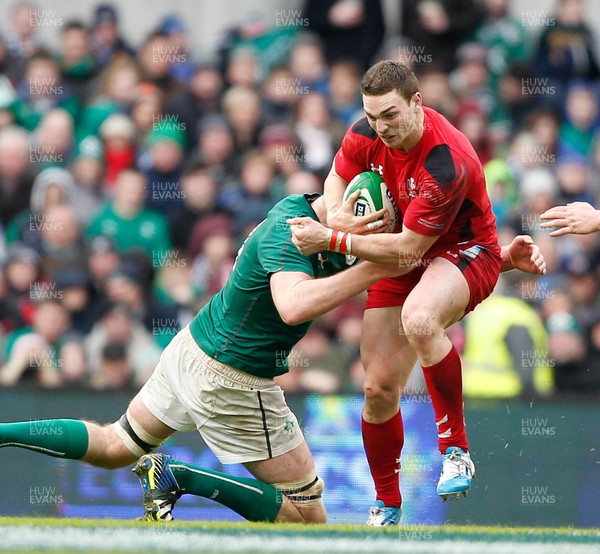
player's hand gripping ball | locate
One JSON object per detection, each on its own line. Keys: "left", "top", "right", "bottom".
{"left": 342, "top": 171, "right": 398, "bottom": 232}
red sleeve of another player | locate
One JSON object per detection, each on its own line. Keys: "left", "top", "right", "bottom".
{"left": 333, "top": 125, "right": 371, "bottom": 183}
{"left": 403, "top": 145, "right": 469, "bottom": 236}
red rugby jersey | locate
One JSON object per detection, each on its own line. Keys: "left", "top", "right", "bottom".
{"left": 334, "top": 107, "right": 498, "bottom": 250}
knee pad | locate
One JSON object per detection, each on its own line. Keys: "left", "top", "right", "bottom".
{"left": 272, "top": 471, "right": 325, "bottom": 507}
{"left": 113, "top": 409, "right": 163, "bottom": 458}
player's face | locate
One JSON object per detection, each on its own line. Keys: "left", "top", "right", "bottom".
{"left": 363, "top": 91, "right": 423, "bottom": 150}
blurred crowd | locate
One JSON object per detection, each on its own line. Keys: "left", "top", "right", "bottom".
{"left": 0, "top": 0, "right": 599, "bottom": 396}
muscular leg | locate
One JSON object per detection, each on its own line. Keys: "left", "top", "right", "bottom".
{"left": 245, "top": 440, "right": 325, "bottom": 523}
{"left": 0, "top": 392, "right": 176, "bottom": 470}
{"left": 360, "top": 306, "right": 417, "bottom": 508}
{"left": 361, "top": 306, "right": 417, "bottom": 422}
{"left": 164, "top": 440, "right": 325, "bottom": 523}
{"left": 401, "top": 257, "right": 470, "bottom": 452}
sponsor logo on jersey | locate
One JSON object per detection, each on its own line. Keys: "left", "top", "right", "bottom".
{"left": 370, "top": 163, "right": 384, "bottom": 175}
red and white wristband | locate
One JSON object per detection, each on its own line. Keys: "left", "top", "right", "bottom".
{"left": 326, "top": 228, "right": 352, "bottom": 255}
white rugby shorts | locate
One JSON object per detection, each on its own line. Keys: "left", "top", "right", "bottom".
{"left": 140, "top": 326, "right": 304, "bottom": 464}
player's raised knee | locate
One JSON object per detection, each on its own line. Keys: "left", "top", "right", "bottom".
{"left": 401, "top": 308, "right": 438, "bottom": 348}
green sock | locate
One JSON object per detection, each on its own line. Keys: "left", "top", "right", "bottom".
{"left": 170, "top": 461, "right": 283, "bottom": 522}
{"left": 0, "top": 419, "right": 89, "bottom": 459}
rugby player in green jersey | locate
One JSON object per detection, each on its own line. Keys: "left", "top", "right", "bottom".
{"left": 0, "top": 193, "right": 545, "bottom": 523}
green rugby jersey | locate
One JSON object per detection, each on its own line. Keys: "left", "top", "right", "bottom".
{"left": 189, "top": 194, "right": 353, "bottom": 378}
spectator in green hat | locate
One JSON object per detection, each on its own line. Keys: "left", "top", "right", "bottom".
{"left": 70, "top": 135, "right": 105, "bottom": 221}
{"left": 140, "top": 123, "right": 186, "bottom": 215}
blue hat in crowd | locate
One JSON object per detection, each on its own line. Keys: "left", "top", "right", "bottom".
{"left": 94, "top": 4, "right": 118, "bottom": 26}
{"left": 160, "top": 15, "right": 185, "bottom": 36}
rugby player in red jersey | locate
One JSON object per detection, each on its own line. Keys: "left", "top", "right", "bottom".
{"left": 288, "top": 60, "right": 544, "bottom": 525}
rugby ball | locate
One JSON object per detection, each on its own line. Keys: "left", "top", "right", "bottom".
{"left": 342, "top": 171, "right": 398, "bottom": 231}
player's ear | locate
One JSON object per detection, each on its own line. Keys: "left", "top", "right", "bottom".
{"left": 411, "top": 92, "right": 422, "bottom": 111}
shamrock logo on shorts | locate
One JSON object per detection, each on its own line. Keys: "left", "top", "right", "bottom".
{"left": 284, "top": 420, "right": 296, "bottom": 436}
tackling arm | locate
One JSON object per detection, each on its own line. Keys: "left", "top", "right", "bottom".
{"left": 270, "top": 261, "right": 407, "bottom": 326}
{"left": 348, "top": 227, "right": 438, "bottom": 265}
{"left": 288, "top": 217, "right": 547, "bottom": 275}
{"left": 287, "top": 215, "right": 438, "bottom": 265}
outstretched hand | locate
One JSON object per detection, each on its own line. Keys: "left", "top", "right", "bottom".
{"left": 506, "top": 235, "right": 546, "bottom": 275}
{"left": 540, "top": 202, "right": 600, "bottom": 236}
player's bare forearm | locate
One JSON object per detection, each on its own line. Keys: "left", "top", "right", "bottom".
{"left": 287, "top": 217, "right": 436, "bottom": 263}
{"left": 350, "top": 228, "right": 438, "bottom": 266}
{"left": 291, "top": 263, "right": 381, "bottom": 323}
{"left": 270, "top": 262, "right": 405, "bottom": 325}
{"left": 322, "top": 168, "right": 346, "bottom": 217}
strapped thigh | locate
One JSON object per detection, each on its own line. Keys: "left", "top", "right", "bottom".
{"left": 113, "top": 408, "right": 164, "bottom": 458}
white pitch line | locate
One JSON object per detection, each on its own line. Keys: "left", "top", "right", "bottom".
{"left": 0, "top": 526, "right": 599, "bottom": 554}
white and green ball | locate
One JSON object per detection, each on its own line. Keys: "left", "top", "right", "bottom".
{"left": 342, "top": 171, "right": 398, "bottom": 231}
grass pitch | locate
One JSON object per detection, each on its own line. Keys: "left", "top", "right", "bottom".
{"left": 0, "top": 517, "right": 598, "bottom": 554}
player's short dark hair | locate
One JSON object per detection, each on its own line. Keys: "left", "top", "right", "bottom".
{"left": 360, "top": 60, "right": 419, "bottom": 101}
